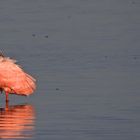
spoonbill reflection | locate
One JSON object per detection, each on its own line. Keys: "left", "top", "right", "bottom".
{"left": 0, "top": 103, "right": 35, "bottom": 139}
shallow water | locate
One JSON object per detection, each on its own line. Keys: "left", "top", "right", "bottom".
{"left": 0, "top": 0, "right": 140, "bottom": 139}
{"left": 0, "top": 104, "right": 35, "bottom": 139}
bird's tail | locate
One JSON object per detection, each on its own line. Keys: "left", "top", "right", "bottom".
{"left": 14, "top": 74, "right": 36, "bottom": 96}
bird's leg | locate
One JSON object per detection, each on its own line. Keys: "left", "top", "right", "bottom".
{"left": 5, "top": 100, "right": 9, "bottom": 110}
{"left": 5, "top": 92, "right": 9, "bottom": 102}
{"left": 0, "top": 88, "right": 3, "bottom": 94}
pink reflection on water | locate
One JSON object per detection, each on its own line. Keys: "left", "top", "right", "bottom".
{"left": 0, "top": 103, "right": 35, "bottom": 139}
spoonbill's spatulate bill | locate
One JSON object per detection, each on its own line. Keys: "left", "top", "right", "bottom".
{"left": 0, "top": 52, "right": 36, "bottom": 102}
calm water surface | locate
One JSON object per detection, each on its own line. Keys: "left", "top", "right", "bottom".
{"left": 0, "top": 0, "right": 140, "bottom": 139}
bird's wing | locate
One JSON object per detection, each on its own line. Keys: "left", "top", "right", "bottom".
{"left": 0, "top": 60, "right": 36, "bottom": 95}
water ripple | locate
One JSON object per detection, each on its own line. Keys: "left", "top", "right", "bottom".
{"left": 0, "top": 103, "right": 35, "bottom": 139}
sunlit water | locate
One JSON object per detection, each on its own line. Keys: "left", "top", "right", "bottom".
{"left": 0, "top": 0, "right": 140, "bottom": 140}
{"left": 0, "top": 103, "right": 35, "bottom": 139}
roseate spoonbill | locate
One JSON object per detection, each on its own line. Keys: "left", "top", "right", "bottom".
{"left": 0, "top": 52, "right": 36, "bottom": 102}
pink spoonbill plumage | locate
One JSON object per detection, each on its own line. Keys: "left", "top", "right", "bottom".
{"left": 0, "top": 52, "right": 36, "bottom": 102}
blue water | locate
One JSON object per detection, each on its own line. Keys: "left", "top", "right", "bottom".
{"left": 0, "top": 0, "right": 140, "bottom": 139}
